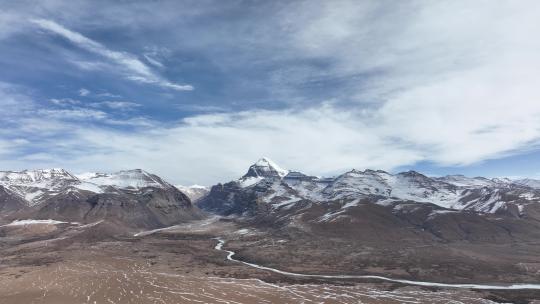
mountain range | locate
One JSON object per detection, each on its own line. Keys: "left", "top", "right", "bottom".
{"left": 0, "top": 168, "right": 201, "bottom": 228}
{"left": 2, "top": 158, "right": 540, "bottom": 234}
{"left": 198, "top": 157, "right": 540, "bottom": 217}
{"left": 3, "top": 158, "right": 540, "bottom": 287}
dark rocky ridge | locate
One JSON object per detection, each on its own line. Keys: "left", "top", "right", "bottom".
{"left": 0, "top": 186, "right": 28, "bottom": 214}
{"left": 31, "top": 187, "right": 201, "bottom": 229}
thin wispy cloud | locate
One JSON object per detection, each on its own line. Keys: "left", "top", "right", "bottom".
{"left": 38, "top": 108, "right": 108, "bottom": 121}
{"left": 49, "top": 98, "right": 81, "bottom": 106}
{"left": 143, "top": 54, "right": 165, "bottom": 68}
{"left": 96, "top": 92, "right": 121, "bottom": 98}
{"left": 92, "top": 101, "right": 141, "bottom": 110}
{"left": 30, "top": 19, "right": 193, "bottom": 91}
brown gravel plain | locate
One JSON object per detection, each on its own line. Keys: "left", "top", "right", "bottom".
{"left": 0, "top": 218, "right": 539, "bottom": 303}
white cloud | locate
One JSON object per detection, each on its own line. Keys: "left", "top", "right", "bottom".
{"left": 35, "top": 107, "right": 153, "bottom": 128}
{"left": 21, "top": 106, "right": 421, "bottom": 185}
{"left": 78, "top": 88, "right": 90, "bottom": 96}
{"left": 62, "top": 98, "right": 540, "bottom": 185}
{"left": 92, "top": 101, "right": 140, "bottom": 110}
{"left": 31, "top": 19, "right": 193, "bottom": 91}
{"left": 274, "top": 1, "right": 540, "bottom": 99}
{"left": 2, "top": 77, "right": 540, "bottom": 185}
{"left": 96, "top": 91, "right": 122, "bottom": 98}
{"left": 39, "top": 108, "right": 108, "bottom": 120}
{"left": 0, "top": 83, "right": 417, "bottom": 184}
{"left": 70, "top": 60, "right": 110, "bottom": 71}
{"left": 125, "top": 75, "right": 193, "bottom": 91}
{"left": 49, "top": 98, "right": 81, "bottom": 106}
{"left": 144, "top": 54, "right": 165, "bottom": 68}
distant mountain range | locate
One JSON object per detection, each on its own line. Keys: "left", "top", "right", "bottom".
{"left": 2, "top": 158, "right": 540, "bottom": 235}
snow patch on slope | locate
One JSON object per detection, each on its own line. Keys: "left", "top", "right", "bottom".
{"left": 1, "top": 219, "right": 69, "bottom": 226}
{"left": 78, "top": 169, "right": 168, "bottom": 189}
{"left": 175, "top": 184, "right": 209, "bottom": 201}
{"left": 238, "top": 176, "right": 264, "bottom": 188}
{"left": 74, "top": 182, "right": 105, "bottom": 193}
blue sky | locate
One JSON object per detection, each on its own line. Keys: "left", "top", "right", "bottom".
{"left": 1, "top": 0, "right": 540, "bottom": 185}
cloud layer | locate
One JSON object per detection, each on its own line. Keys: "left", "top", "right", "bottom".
{"left": 0, "top": 1, "right": 539, "bottom": 184}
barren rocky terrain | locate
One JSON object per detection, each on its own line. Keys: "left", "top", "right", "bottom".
{"left": 1, "top": 218, "right": 539, "bottom": 303}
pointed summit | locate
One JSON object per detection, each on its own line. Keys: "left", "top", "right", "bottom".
{"left": 255, "top": 157, "right": 288, "bottom": 175}
{"left": 243, "top": 157, "right": 288, "bottom": 179}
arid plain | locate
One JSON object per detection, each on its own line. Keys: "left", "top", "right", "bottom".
{"left": 1, "top": 218, "right": 538, "bottom": 304}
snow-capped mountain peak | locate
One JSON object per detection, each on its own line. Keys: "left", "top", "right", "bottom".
{"left": 74, "top": 172, "right": 99, "bottom": 180}
{"left": 238, "top": 158, "right": 289, "bottom": 187}
{"left": 0, "top": 168, "right": 77, "bottom": 184}
{"left": 251, "top": 157, "right": 288, "bottom": 178}
{"left": 202, "top": 164, "right": 540, "bottom": 217}
{"left": 491, "top": 177, "right": 514, "bottom": 185}
{"left": 435, "top": 175, "right": 495, "bottom": 188}
{"left": 0, "top": 168, "right": 80, "bottom": 206}
{"left": 0, "top": 168, "right": 179, "bottom": 207}
{"left": 77, "top": 169, "right": 171, "bottom": 189}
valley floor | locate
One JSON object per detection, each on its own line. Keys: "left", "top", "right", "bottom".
{"left": 0, "top": 218, "right": 539, "bottom": 303}
{"left": 0, "top": 259, "right": 501, "bottom": 304}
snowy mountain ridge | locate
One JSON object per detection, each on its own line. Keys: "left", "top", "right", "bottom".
{"left": 0, "top": 168, "right": 174, "bottom": 207}
{"left": 77, "top": 169, "right": 171, "bottom": 189}
{"left": 203, "top": 158, "right": 540, "bottom": 216}
{"left": 174, "top": 185, "right": 209, "bottom": 202}
{"left": 0, "top": 168, "right": 77, "bottom": 185}
{"left": 3, "top": 161, "right": 540, "bottom": 216}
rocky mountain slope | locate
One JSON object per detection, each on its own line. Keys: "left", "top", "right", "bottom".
{"left": 0, "top": 186, "right": 28, "bottom": 215}
{"left": 196, "top": 159, "right": 540, "bottom": 286}
{"left": 199, "top": 158, "right": 540, "bottom": 217}
{"left": 198, "top": 158, "right": 540, "bottom": 244}
{"left": 3, "top": 160, "right": 540, "bottom": 234}
{"left": 0, "top": 169, "right": 201, "bottom": 228}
